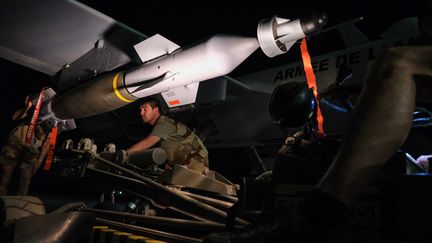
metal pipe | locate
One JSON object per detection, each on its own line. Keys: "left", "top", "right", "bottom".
{"left": 178, "top": 190, "right": 234, "bottom": 209}
{"left": 95, "top": 217, "right": 203, "bottom": 243}
{"left": 82, "top": 150, "right": 248, "bottom": 225}
{"left": 85, "top": 208, "right": 232, "bottom": 232}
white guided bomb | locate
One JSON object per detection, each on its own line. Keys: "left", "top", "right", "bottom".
{"left": 51, "top": 12, "right": 327, "bottom": 119}
{"left": 258, "top": 12, "right": 328, "bottom": 57}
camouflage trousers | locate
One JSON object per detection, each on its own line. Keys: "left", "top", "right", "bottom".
{"left": 0, "top": 143, "right": 39, "bottom": 170}
{"left": 0, "top": 144, "right": 39, "bottom": 195}
{"left": 167, "top": 153, "right": 209, "bottom": 174}
{"left": 187, "top": 154, "right": 209, "bottom": 174}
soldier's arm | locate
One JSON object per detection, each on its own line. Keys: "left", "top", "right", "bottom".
{"left": 12, "top": 96, "right": 33, "bottom": 121}
{"left": 126, "top": 135, "right": 160, "bottom": 154}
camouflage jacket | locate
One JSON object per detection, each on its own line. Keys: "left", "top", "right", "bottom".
{"left": 151, "top": 115, "right": 208, "bottom": 166}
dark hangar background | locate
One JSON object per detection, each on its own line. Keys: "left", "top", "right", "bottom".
{"left": 0, "top": 0, "right": 429, "bottom": 147}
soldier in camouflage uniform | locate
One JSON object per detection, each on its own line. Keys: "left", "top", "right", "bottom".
{"left": 0, "top": 97, "right": 51, "bottom": 195}
{"left": 127, "top": 98, "right": 209, "bottom": 174}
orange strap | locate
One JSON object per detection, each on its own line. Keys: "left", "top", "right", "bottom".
{"left": 300, "top": 38, "right": 324, "bottom": 137}
{"left": 43, "top": 126, "right": 58, "bottom": 171}
{"left": 25, "top": 88, "right": 45, "bottom": 144}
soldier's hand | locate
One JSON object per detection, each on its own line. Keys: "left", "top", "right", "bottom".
{"left": 24, "top": 96, "right": 33, "bottom": 109}
{"left": 164, "top": 163, "right": 173, "bottom": 171}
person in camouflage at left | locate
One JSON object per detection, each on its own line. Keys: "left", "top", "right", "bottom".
{"left": 0, "top": 96, "right": 51, "bottom": 195}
